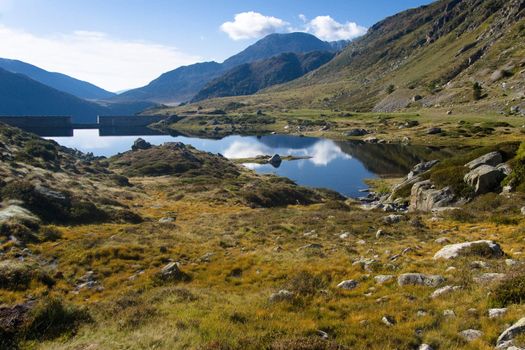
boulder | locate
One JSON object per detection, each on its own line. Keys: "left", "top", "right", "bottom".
{"left": 419, "top": 345, "right": 434, "bottom": 350}
{"left": 268, "top": 154, "right": 282, "bottom": 167}
{"left": 412, "top": 95, "right": 423, "bottom": 102}
{"left": 473, "top": 273, "right": 506, "bottom": 284}
{"left": 131, "top": 138, "right": 152, "bottom": 151}
{"left": 397, "top": 273, "right": 444, "bottom": 287}
{"left": 337, "top": 280, "right": 358, "bottom": 290}
{"left": 433, "top": 240, "right": 504, "bottom": 260}
{"left": 430, "top": 285, "right": 460, "bottom": 299}
{"left": 489, "top": 308, "right": 507, "bottom": 319}
{"left": 0, "top": 205, "right": 40, "bottom": 227}
{"left": 381, "top": 315, "right": 396, "bottom": 326}
{"left": 464, "top": 165, "right": 506, "bottom": 195}
{"left": 374, "top": 275, "right": 395, "bottom": 284}
{"left": 156, "top": 262, "right": 189, "bottom": 282}
{"left": 426, "top": 127, "right": 442, "bottom": 135}
{"left": 465, "top": 151, "right": 503, "bottom": 170}
{"left": 269, "top": 289, "right": 294, "bottom": 303}
{"left": 364, "top": 136, "right": 379, "bottom": 143}
{"left": 497, "top": 318, "right": 525, "bottom": 349}
{"left": 408, "top": 160, "right": 439, "bottom": 179}
{"left": 459, "top": 329, "right": 483, "bottom": 342}
{"left": 409, "top": 180, "right": 455, "bottom": 212}
{"left": 383, "top": 214, "right": 404, "bottom": 224}
{"left": 345, "top": 128, "right": 368, "bottom": 137}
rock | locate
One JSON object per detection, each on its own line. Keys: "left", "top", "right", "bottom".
{"left": 497, "top": 318, "right": 525, "bottom": 349}
{"left": 408, "top": 160, "right": 440, "bottom": 179}
{"left": 364, "top": 136, "right": 379, "bottom": 143}
{"left": 374, "top": 275, "right": 394, "bottom": 284}
{"left": 433, "top": 240, "right": 504, "bottom": 260}
{"left": 465, "top": 151, "right": 503, "bottom": 170}
{"left": 158, "top": 217, "right": 175, "bottom": 224}
{"left": 383, "top": 214, "right": 403, "bottom": 224}
{"left": 497, "top": 163, "right": 513, "bottom": 176}
{"left": 522, "top": 207, "right": 525, "bottom": 216}
{"left": 447, "top": 110, "right": 452, "bottom": 115}
{"left": 506, "top": 259, "right": 519, "bottom": 267}
{"left": 375, "top": 229, "right": 384, "bottom": 239}
{"left": 426, "top": 127, "right": 442, "bottom": 135}
{"left": 34, "top": 185, "right": 68, "bottom": 204}
{"left": 381, "top": 315, "right": 396, "bottom": 326}
{"left": 269, "top": 289, "right": 294, "bottom": 303}
{"left": 131, "top": 138, "right": 152, "bottom": 151}
{"left": 470, "top": 260, "right": 489, "bottom": 269}
{"left": 435, "top": 237, "right": 450, "bottom": 244}
{"left": 412, "top": 95, "right": 423, "bottom": 102}
{"left": 464, "top": 165, "right": 506, "bottom": 194}
{"left": 337, "top": 280, "right": 358, "bottom": 290}
{"left": 443, "top": 309, "right": 455, "bottom": 317}
{"left": 0, "top": 205, "right": 40, "bottom": 227}
{"left": 430, "top": 285, "right": 460, "bottom": 298}
{"left": 459, "top": 329, "right": 483, "bottom": 342}
{"left": 397, "top": 273, "right": 444, "bottom": 287}
{"left": 298, "top": 243, "right": 323, "bottom": 251}
{"left": 491, "top": 70, "right": 505, "bottom": 82}
{"left": 419, "top": 344, "right": 434, "bottom": 350}
{"left": 409, "top": 180, "right": 455, "bottom": 212}
{"left": 156, "top": 262, "right": 189, "bottom": 282}
{"left": 489, "top": 308, "right": 507, "bottom": 319}
{"left": 268, "top": 154, "right": 282, "bottom": 167}
{"left": 345, "top": 128, "right": 368, "bottom": 137}
{"left": 473, "top": 273, "right": 506, "bottom": 284}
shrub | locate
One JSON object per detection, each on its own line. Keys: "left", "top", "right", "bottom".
{"left": 490, "top": 273, "right": 525, "bottom": 307}
{"left": 385, "top": 84, "right": 395, "bottom": 94}
{"left": 23, "top": 139, "right": 59, "bottom": 162}
{"left": 286, "top": 271, "right": 329, "bottom": 296}
{"left": 24, "top": 297, "right": 91, "bottom": 340}
{"left": 504, "top": 142, "right": 525, "bottom": 192}
{"left": 0, "top": 260, "right": 54, "bottom": 291}
{"left": 429, "top": 166, "right": 474, "bottom": 199}
{"left": 473, "top": 82, "right": 483, "bottom": 100}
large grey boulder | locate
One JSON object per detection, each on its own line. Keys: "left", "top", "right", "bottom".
{"left": 409, "top": 180, "right": 455, "bottom": 212}
{"left": 0, "top": 205, "right": 40, "bottom": 226}
{"left": 345, "top": 128, "right": 368, "bottom": 137}
{"left": 408, "top": 160, "right": 439, "bottom": 179}
{"left": 460, "top": 329, "right": 483, "bottom": 341}
{"left": 132, "top": 138, "right": 152, "bottom": 151}
{"left": 337, "top": 280, "right": 358, "bottom": 290}
{"left": 497, "top": 318, "right": 525, "bottom": 349}
{"left": 268, "top": 154, "right": 282, "bottom": 167}
{"left": 464, "top": 165, "right": 506, "bottom": 194}
{"left": 466, "top": 151, "right": 503, "bottom": 170}
{"left": 269, "top": 289, "right": 294, "bottom": 303}
{"left": 433, "top": 240, "right": 504, "bottom": 260}
{"left": 398, "top": 273, "right": 444, "bottom": 287}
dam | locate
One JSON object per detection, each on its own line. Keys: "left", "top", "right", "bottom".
{"left": 0, "top": 115, "right": 169, "bottom": 136}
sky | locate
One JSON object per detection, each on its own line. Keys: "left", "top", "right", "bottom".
{"left": 0, "top": 0, "right": 434, "bottom": 92}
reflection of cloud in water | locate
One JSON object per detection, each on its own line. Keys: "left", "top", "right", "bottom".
{"left": 308, "top": 140, "right": 351, "bottom": 166}
{"left": 242, "top": 163, "right": 264, "bottom": 170}
{"left": 223, "top": 141, "right": 270, "bottom": 159}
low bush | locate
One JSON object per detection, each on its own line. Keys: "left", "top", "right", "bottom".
{"left": 286, "top": 271, "right": 329, "bottom": 296}
{"left": 490, "top": 273, "right": 525, "bottom": 307}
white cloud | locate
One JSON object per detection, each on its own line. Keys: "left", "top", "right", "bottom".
{"left": 220, "top": 12, "right": 289, "bottom": 40}
{"left": 0, "top": 25, "right": 200, "bottom": 92}
{"left": 305, "top": 16, "right": 367, "bottom": 41}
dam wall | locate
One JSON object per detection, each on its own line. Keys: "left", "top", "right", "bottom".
{"left": 97, "top": 115, "right": 165, "bottom": 127}
{"left": 0, "top": 116, "right": 72, "bottom": 128}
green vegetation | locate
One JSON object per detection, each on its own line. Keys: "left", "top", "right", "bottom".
{"left": 491, "top": 273, "right": 525, "bottom": 307}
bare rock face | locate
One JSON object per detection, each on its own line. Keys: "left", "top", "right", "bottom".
{"left": 433, "top": 240, "right": 504, "bottom": 260}
{"left": 131, "top": 138, "right": 152, "bottom": 151}
{"left": 409, "top": 180, "right": 455, "bottom": 212}
{"left": 464, "top": 165, "right": 506, "bottom": 194}
{"left": 465, "top": 151, "right": 503, "bottom": 170}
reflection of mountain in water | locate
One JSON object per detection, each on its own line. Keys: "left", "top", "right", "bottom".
{"left": 257, "top": 135, "right": 319, "bottom": 149}
{"left": 336, "top": 141, "right": 458, "bottom": 177}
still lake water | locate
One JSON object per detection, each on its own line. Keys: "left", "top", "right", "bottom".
{"left": 45, "top": 128, "right": 454, "bottom": 197}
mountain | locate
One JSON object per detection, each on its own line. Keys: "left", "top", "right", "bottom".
{"left": 0, "top": 68, "right": 109, "bottom": 123}
{"left": 205, "top": 0, "right": 523, "bottom": 114}
{"left": 192, "top": 51, "right": 335, "bottom": 102}
{"left": 116, "top": 32, "right": 342, "bottom": 104}
{"left": 0, "top": 58, "right": 115, "bottom": 100}
{"left": 221, "top": 32, "right": 334, "bottom": 68}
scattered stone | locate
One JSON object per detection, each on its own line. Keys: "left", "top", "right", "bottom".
{"left": 364, "top": 136, "right": 379, "bottom": 143}
{"left": 131, "top": 138, "right": 152, "bottom": 151}
{"left": 459, "top": 329, "right": 483, "bottom": 342}
{"left": 156, "top": 262, "right": 189, "bottom": 282}
{"left": 435, "top": 237, "right": 450, "bottom": 244}
{"left": 426, "top": 127, "right": 442, "bottom": 135}
{"left": 431, "top": 285, "right": 460, "bottom": 299}
{"left": 412, "top": 95, "right": 422, "bottom": 102}
{"left": 443, "top": 309, "right": 456, "bottom": 317}
{"left": 337, "top": 280, "right": 358, "bottom": 290}
{"left": 397, "top": 273, "right": 444, "bottom": 287}
{"left": 383, "top": 214, "right": 403, "bottom": 224}
{"left": 506, "top": 259, "right": 519, "bottom": 267}
{"left": 317, "top": 330, "right": 329, "bottom": 339}
{"left": 464, "top": 165, "right": 506, "bottom": 194}
{"left": 345, "top": 128, "right": 368, "bottom": 137}
{"left": 473, "top": 273, "right": 506, "bottom": 284}
{"left": 374, "top": 275, "right": 394, "bottom": 284}
{"left": 521, "top": 207, "right": 525, "bottom": 216}
{"left": 159, "top": 217, "right": 175, "bottom": 224}
{"left": 446, "top": 110, "right": 452, "bottom": 115}
{"left": 339, "top": 232, "right": 350, "bottom": 239}
{"left": 489, "top": 308, "right": 507, "bottom": 319}
{"left": 445, "top": 266, "right": 457, "bottom": 273}
{"left": 419, "top": 344, "right": 434, "bottom": 350}
{"left": 382, "top": 315, "right": 396, "bottom": 326}
{"left": 375, "top": 229, "right": 384, "bottom": 239}
{"left": 269, "top": 290, "right": 294, "bottom": 303}
{"left": 466, "top": 151, "right": 503, "bottom": 170}
{"left": 470, "top": 260, "right": 489, "bottom": 269}
{"left": 433, "top": 240, "right": 504, "bottom": 260}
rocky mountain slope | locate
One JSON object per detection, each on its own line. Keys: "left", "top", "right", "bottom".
{"left": 190, "top": 0, "right": 524, "bottom": 115}
{"left": 0, "top": 58, "right": 115, "bottom": 100}
{"left": 192, "top": 51, "right": 335, "bottom": 102}
{"left": 116, "top": 33, "right": 342, "bottom": 104}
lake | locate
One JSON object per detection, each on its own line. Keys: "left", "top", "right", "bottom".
{"left": 42, "top": 128, "right": 456, "bottom": 198}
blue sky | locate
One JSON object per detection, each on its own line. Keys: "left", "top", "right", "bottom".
{"left": 0, "top": 0, "right": 433, "bottom": 91}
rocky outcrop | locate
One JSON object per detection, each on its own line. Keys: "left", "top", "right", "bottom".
{"left": 131, "top": 138, "right": 152, "bottom": 151}
{"left": 409, "top": 180, "right": 455, "bottom": 212}
{"left": 497, "top": 317, "right": 525, "bottom": 349}
{"left": 465, "top": 151, "right": 503, "bottom": 169}
{"left": 268, "top": 154, "right": 282, "bottom": 167}
{"left": 408, "top": 160, "right": 439, "bottom": 179}
{"left": 0, "top": 205, "right": 40, "bottom": 227}
{"left": 433, "top": 240, "right": 504, "bottom": 260}
{"left": 345, "top": 128, "right": 368, "bottom": 137}
{"left": 464, "top": 165, "right": 506, "bottom": 194}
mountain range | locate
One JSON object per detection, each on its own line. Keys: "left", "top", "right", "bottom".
{"left": 115, "top": 33, "right": 345, "bottom": 104}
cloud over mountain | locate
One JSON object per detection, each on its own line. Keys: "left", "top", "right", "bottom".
{"left": 220, "top": 12, "right": 289, "bottom": 40}
{"left": 304, "top": 15, "right": 368, "bottom": 41}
